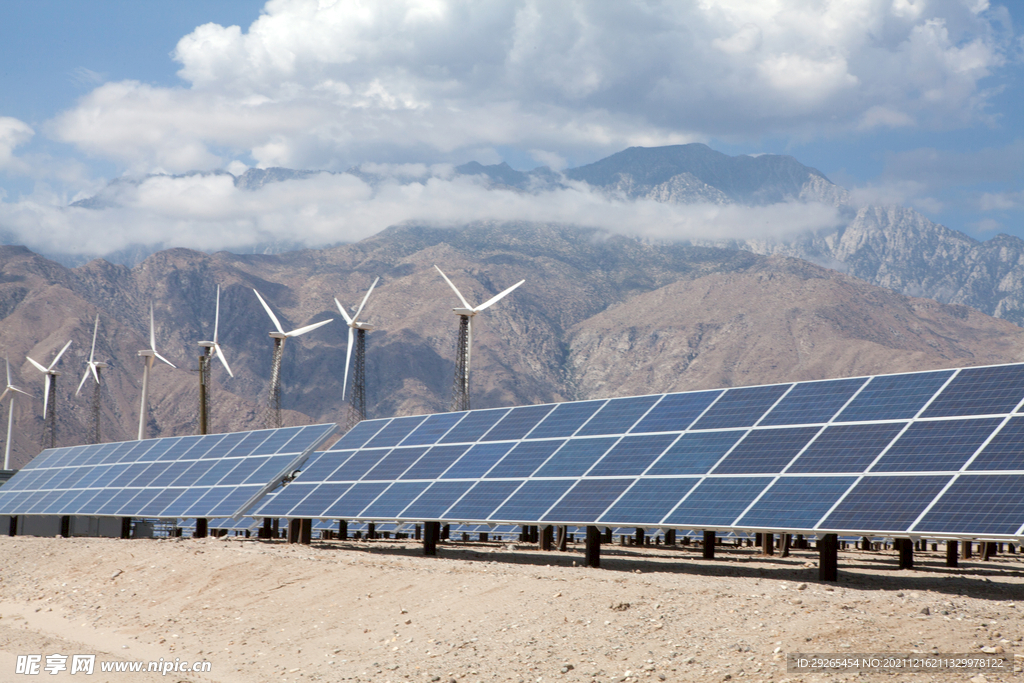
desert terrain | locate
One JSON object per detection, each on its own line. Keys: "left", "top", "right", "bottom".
{"left": 0, "top": 534, "right": 1020, "bottom": 682}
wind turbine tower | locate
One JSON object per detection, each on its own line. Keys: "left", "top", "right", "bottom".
{"left": 27, "top": 340, "right": 72, "bottom": 449}
{"left": 335, "top": 277, "right": 379, "bottom": 429}
{"left": 196, "top": 285, "right": 233, "bottom": 435}
{"left": 1, "top": 359, "right": 30, "bottom": 469}
{"left": 253, "top": 289, "right": 333, "bottom": 429}
{"left": 434, "top": 266, "right": 524, "bottom": 412}
{"left": 137, "top": 304, "right": 176, "bottom": 440}
{"left": 76, "top": 314, "right": 108, "bottom": 444}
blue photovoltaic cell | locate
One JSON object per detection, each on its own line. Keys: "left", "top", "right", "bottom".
{"left": 663, "top": 477, "right": 774, "bottom": 526}
{"left": 630, "top": 390, "right": 721, "bottom": 434}
{"left": 400, "top": 445, "right": 470, "bottom": 480}
{"left": 913, "top": 475, "right": 1024, "bottom": 535}
{"left": 736, "top": 477, "right": 857, "bottom": 528}
{"left": 286, "top": 483, "right": 353, "bottom": 517}
{"left": 279, "top": 425, "right": 328, "bottom": 454}
{"left": 330, "top": 419, "right": 387, "bottom": 450}
{"left": 321, "top": 482, "right": 390, "bottom": 518}
{"left": 194, "top": 458, "right": 242, "bottom": 487}
{"left": 532, "top": 438, "right": 618, "bottom": 477}
{"left": 489, "top": 480, "right": 573, "bottom": 521}
{"left": 401, "top": 481, "right": 475, "bottom": 519}
{"left": 183, "top": 488, "right": 233, "bottom": 517}
{"left": 485, "top": 440, "right": 565, "bottom": 479}
{"left": 360, "top": 481, "right": 431, "bottom": 518}
{"left": 364, "top": 416, "right": 428, "bottom": 448}
{"left": 759, "top": 378, "right": 865, "bottom": 426}
{"left": 787, "top": 423, "right": 905, "bottom": 474}
{"left": 528, "top": 400, "right": 605, "bottom": 439}
{"left": 293, "top": 451, "right": 348, "bottom": 482}
{"left": 199, "top": 433, "right": 247, "bottom": 459}
{"left": 870, "top": 418, "right": 1002, "bottom": 472}
{"left": 542, "top": 479, "right": 633, "bottom": 523}
{"left": 712, "top": 427, "right": 820, "bottom": 475}
{"left": 922, "top": 364, "right": 1024, "bottom": 418}
{"left": 440, "top": 442, "right": 516, "bottom": 479}
{"left": 969, "top": 416, "right": 1024, "bottom": 470}
{"left": 836, "top": 370, "right": 953, "bottom": 422}
{"left": 439, "top": 408, "right": 510, "bottom": 444}
{"left": 158, "top": 487, "right": 209, "bottom": 517}
{"left": 576, "top": 396, "right": 661, "bottom": 436}
{"left": 444, "top": 480, "right": 521, "bottom": 520}
{"left": 598, "top": 478, "right": 700, "bottom": 525}
{"left": 223, "top": 430, "right": 271, "bottom": 458}
{"left": 242, "top": 455, "right": 296, "bottom": 485}
{"left": 401, "top": 412, "right": 464, "bottom": 446}
{"left": 137, "top": 488, "right": 185, "bottom": 517}
{"left": 690, "top": 385, "right": 790, "bottom": 430}
{"left": 586, "top": 434, "right": 678, "bottom": 477}
{"left": 362, "top": 447, "right": 429, "bottom": 480}
{"left": 115, "top": 489, "right": 162, "bottom": 516}
{"left": 482, "top": 404, "right": 556, "bottom": 442}
{"left": 250, "top": 427, "right": 303, "bottom": 455}
{"left": 327, "top": 449, "right": 391, "bottom": 481}
{"left": 820, "top": 475, "right": 951, "bottom": 532}
{"left": 210, "top": 488, "right": 261, "bottom": 516}
{"left": 217, "top": 457, "right": 269, "bottom": 486}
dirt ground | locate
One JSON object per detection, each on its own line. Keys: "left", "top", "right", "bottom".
{"left": 0, "top": 534, "right": 1020, "bottom": 683}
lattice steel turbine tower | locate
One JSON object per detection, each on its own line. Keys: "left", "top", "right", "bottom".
{"left": 137, "top": 304, "right": 176, "bottom": 440}
{"left": 434, "top": 266, "right": 524, "bottom": 412}
{"left": 1, "top": 358, "right": 30, "bottom": 469}
{"left": 27, "top": 339, "right": 72, "bottom": 449}
{"left": 197, "top": 285, "right": 233, "bottom": 435}
{"left": 253, "top": 289, "right": 333, "bottom": 429}
{"left": 75, "top": 315, "right": 108, "bottom": 444}
{"left": 336, "top": 277, "right": 379, "bottom": 430}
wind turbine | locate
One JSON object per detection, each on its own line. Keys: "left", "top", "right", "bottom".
{"left": 1, "top": 359, "right": 31, "bottom": 469}
{"left": 75, "top": 314, "right": 108, "bottom": 444}
{"left": 137, "top": 304, "right": 176, "bottom": 440}
{"left": 26, "top": 339, "right": 72, "bottom": 449}
{"left": 434, "top": 265, "right": 524, "bottom": 412}
{"left": 197, "top": 285, "right": 233, "bottom": 435}
{"left": 335, "top": 277, "right": 379, "bottom": 429}
{"left": 253, "top": 289, "right": 333, "bottom": 429}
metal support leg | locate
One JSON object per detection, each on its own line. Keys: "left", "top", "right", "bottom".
{"left": 703, "top": 530, "right": 715, "bottom": 559}
{"left": 195, "top": 518, "right": 207, "bottom": 539}
{"left": 635, "top": 527, "right": 645, "bottom": 547}
{"left": 540, "top": 525, "right": 553, "bottom": 551}
{"left": 762, "top": 532, "right": 774, "bottom": 555}
{"left": 819, "top": 533, "right": 838, "bottom": 582}
{"left": 60, "top": 516, "right": 70, "bottom": 538}
{"left": 300, "top": 519, "right": 312, "bottom": 545}
{"left": 897, "top": 538, "right": 913, "bottom": 569}
{"left": 120, "top": 517, "right": 132, "bottom": 540}
{"left": 946, "top": 540, "right": 958, "bottom": 567}
{"left": 585, "top": 525, "right": 601, "bottom": 568}
{"left": 423, "top": 521, "right": 439, "bottom": 556}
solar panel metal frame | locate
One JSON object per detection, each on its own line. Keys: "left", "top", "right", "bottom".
{"left": 260, "top": 363, "right": 1024, "bottom": 542}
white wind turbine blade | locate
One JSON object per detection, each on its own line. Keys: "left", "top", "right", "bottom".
{"left": 26, "top": 356, "right": 47, "bottom": 374}
{"left": 342, "top": 326, "right": 354, "bottom": 402}
{"left": 48, "top": 339, "right": 73, "bottom": 370}
{"left": 76, "top": 367, "right": 91, "bottom": 396}
{"left": 5, "top": 357, "right": 11, "bottom": 387}
{"left": 434, "top": 266, "right": 472, "bottom": 309}
{"left": 153, "top": 351, "right": 176, "bottom": 369}
{"left": 253, "top": 289, "right": 286, "bottom": 335}
{"left": 474, "top": 279, "right": 525, "bottom": 313}
{"left": 213, "top": 343, "right": 233, "bottom": 377}
{"left": 213, "top": 285, "right": 222, "bottom": 343}
{"left": 42, "top": 374, "right": 51, "bottom": 418}
{"left": 334, "top": 297, "right": 354, "bottom": 325}
{"left": 149, "top": 304, "right": 157, "bottom": 351}
{"left": 0, "top": 387, "right": 9, "bottom": 403}
{"left": 351, "top": 277, "right": 379, "bottom": 323}
{"left": 89, "top": 362, "right": 100, "bottom": 384}
{"left": 89, "top": 315, "right": 99, "bottom": 362}
{"left": 285, "top": 318, "right": 333, "bottom": 338}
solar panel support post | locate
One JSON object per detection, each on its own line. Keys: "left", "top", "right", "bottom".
{"left": 818, "top": 533, "right": 839, "bottom": 582}
{"left": 605, "top": 527, "right": 613, "bottom": 543}
{"left": 762, "top": 533, "right": 774, "bottom": 556}
{"left": 261, "top": 517, "right": 272, "bottom": 539}
{"left": 635, "top": 528, "right": 645, "bottom": 547}
{"left": 368, "top": 522, "right": 376, "bottom": 540}
{"left": 556, "top": 525, "right": 567, "bottom": 552}
{"left": 860, "top": 536, "right": 871, "bottom": 551}
{"left": 120, "top": 517, "right": 132, "bottom": 540}
{"left": 896, "top": 538, "right": 913, "bottom": 569}
{"left": 983, "top": 541, "right": 995, "bottom": 561}
{"left": 540, "top": 525, "right": 553, "bottom": 551}
{"left": 300, "top": 519, "right": 312, "bottom": 545}
{"left": 8, "top": 515, "right": 16, "bottom": 537}
{"left": 194, "top": 518, "right": 207, "bottom": 539}
{"left": 423, "top": 521, "right": 439, "bottom": 556}
{"left": 946, "top": 540, "right": 959, "bottom": 567}
{"left": 781, "top": 533, "right": 791, "bottom": 557}
{"left": 703, "top": 531, "right": 716, "bottom": 559}
{"left": 479, "top": 532, "right": 488, "bottom": 543}
{"left": 60, "top": 516, "right": 70, "bottom": 538}
{"left": 442, "top": 524, "right": 450, "bottom": 540}
{"left": 338, "top": 520, "right": 348, "bottom": 540}
{"left": 585, "top": 526, "right": 601, "bottom": 568}
{"left": 961, "top": 540, "right": 972, "bottom": 560}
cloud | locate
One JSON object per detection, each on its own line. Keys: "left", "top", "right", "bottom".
{"left": 980, "top": 190, "right": 1024, "bottom": 210}
{"left": 0, "top": 170, "right": 843, "bottom": 258}
{"left": 0, "top": 117, "right": 34, "bottom": 174}
{"left": 44, "top": 0, "right": 1016, "bottom": 175}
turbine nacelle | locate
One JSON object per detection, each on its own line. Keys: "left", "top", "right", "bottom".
{"left": 453, "top": 308, "right": 476, "bottom": 317}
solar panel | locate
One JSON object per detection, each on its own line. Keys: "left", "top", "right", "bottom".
{"left": 152, "top": 361, "right": 1024, "bottom": 542}
{"left": 0, "top": 424, "right": 335, "bottom": 519}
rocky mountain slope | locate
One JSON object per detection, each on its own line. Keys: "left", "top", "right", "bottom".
{"left": 0, "top": 222, "right": 1021, "bottom": 468}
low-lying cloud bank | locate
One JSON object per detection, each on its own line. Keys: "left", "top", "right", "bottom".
{"left": 0, "top": 170, "right": 845, "bottom": 262}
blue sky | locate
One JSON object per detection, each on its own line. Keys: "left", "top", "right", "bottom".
{"left": 0, "top": 0, "right": 1021, "bottom": 258}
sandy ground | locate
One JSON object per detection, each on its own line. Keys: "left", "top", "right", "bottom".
{"left": 0, "top": 535, "right": 1020, "bottom": 683}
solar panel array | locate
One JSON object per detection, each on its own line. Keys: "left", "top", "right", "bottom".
{"left": 254, "top": 364, "right": 1024, "bottom": 539}
{"left": 0, "top": 425, "right": 335, "bottom": 519}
